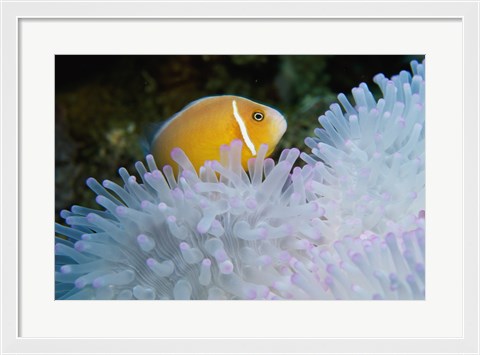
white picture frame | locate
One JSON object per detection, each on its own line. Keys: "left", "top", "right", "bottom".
{"left": 1, "top": 1, "right": 478, "bottom": 354}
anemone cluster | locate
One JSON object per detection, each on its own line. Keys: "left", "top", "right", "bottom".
{"left": 55, "top": 60, "right": 425, "bottom": 300}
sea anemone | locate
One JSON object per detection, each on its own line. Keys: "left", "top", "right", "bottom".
{"left": 55, "top": 60, "right": 425, "bottom": 300}
{"left": 302, "top": 60, "right": 425, "bottom": 240}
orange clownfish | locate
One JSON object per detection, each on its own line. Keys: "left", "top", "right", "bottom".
{"left": 150, "top": 95, "right": 287, "bottom": 173}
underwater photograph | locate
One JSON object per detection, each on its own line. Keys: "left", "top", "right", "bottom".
{"left": 55, "top": 55, "right": 425, "bottom": 300}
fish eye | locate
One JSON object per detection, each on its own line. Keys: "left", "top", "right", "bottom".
{"left": 252, "top": 112, "right": 264, "bottom": 121}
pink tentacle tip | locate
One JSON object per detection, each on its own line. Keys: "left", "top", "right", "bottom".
{"left": 317, "top": 206, "right": 326, "bottom": 217}
{"left": 196, "top": 223, "right": 209, "bottom": 234}
{"left": 300, "top": 239, "right": 312, "bottom": 250}
{"left": 219, "top": 260, "right": 233, "bottom": 274}
{"left": 231, "top": 139, "right": 243, "bottom": 147}
{"left": 259, "top": 255, "right": 272, "bottom": 266}
{"left": 74, "top": 241, "right": 86, "bottom": 252}
{"left": 172, "top": 188, "right": 183, "bottom": 198}
{"left": 116, "top": 206, "right": 126, "bottom": 216}
{"left": 229, "top": 197, "right": 242, "bottom": 208}
{"left": 146, "top": 258, "right": 156, "bottom": 267}
{"left": 199, "top": 199, "right": 208, "bottom": 209}
{"left": 351, "top": 284, "right": 362, "bottom": 293}
{"left": 245, "top": 198, "right": 257, "bottom": 210}
{"left": 283, "top": 224, "right": 294, "bottom": 235}
{"left": 258, "top": 227, "right": 269, "bottom": 239}
{"left": 385, "top": 232, "right": 396, "bottom": 244}
{"left": 326, "top": 264, "right": 336, "bottom": 274}
{"left": 290, "top": 273, "right": 301, "bottom": 285}
{"left": 278, "top": 251, "right": 291, "bottom": 263}
{"left": 202, "top": 259, "right": 211, "bottom": 267}
{"left": 245, "top": 289, "right": 257, "bottom": 300}
{"left": 288, "top": 257, "right": 299, "bottom": 269}
{"left": 92, "top": 278, "right": 103, "bottom": 289}
{"left": 324, "top": 276, "right": 334, "bottom": 286}
{"left": 193, "top": 183, "right": 202, "bottom": 193}
{"left": 170, "top": 147, "right": 183, "bottom": 158}
{"left": 184, "top": 190, "right": 194, "bottom": 200}
{"left": 350, "top": 252, "right": 362, "bottom": 263}
{"left": 214, "top": 250, "right": 228, "bottom": 262}
{"left": 60, "top": 265, "right": 71, "bottom": 274}
{"left": 210, "top": 161, "right": 222, "bottom": 170}
{"left": 74, "top": 279, "right": 86, "bottom": 289}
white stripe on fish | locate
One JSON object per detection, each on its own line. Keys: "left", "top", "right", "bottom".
{"left": 232, "top": 99, "right": 256, "bottom": 156}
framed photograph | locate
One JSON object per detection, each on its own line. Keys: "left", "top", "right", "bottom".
{"left": 1, "top": 1, "right": 478, "bottom": 354}
{"left": 54, "top": 53, "right": 426, "bottom": 302}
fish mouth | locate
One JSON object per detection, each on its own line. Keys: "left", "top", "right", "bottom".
{"left": 266, "top": 117, "right": 287, "bottom": 156}
{"left": 276, "top": 117, "right": 287, "bottom": 141}
{"left": 279, "top": 117, "right": 287, "bottom": 136}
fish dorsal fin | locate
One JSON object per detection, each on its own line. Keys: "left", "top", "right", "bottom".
{"left": 232, "top": 99, "right": 256, "bottom": 156}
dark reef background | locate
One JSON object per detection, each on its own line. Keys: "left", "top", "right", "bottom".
{"left": 55, "top": 55, "right": 424, "bottom": 222}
